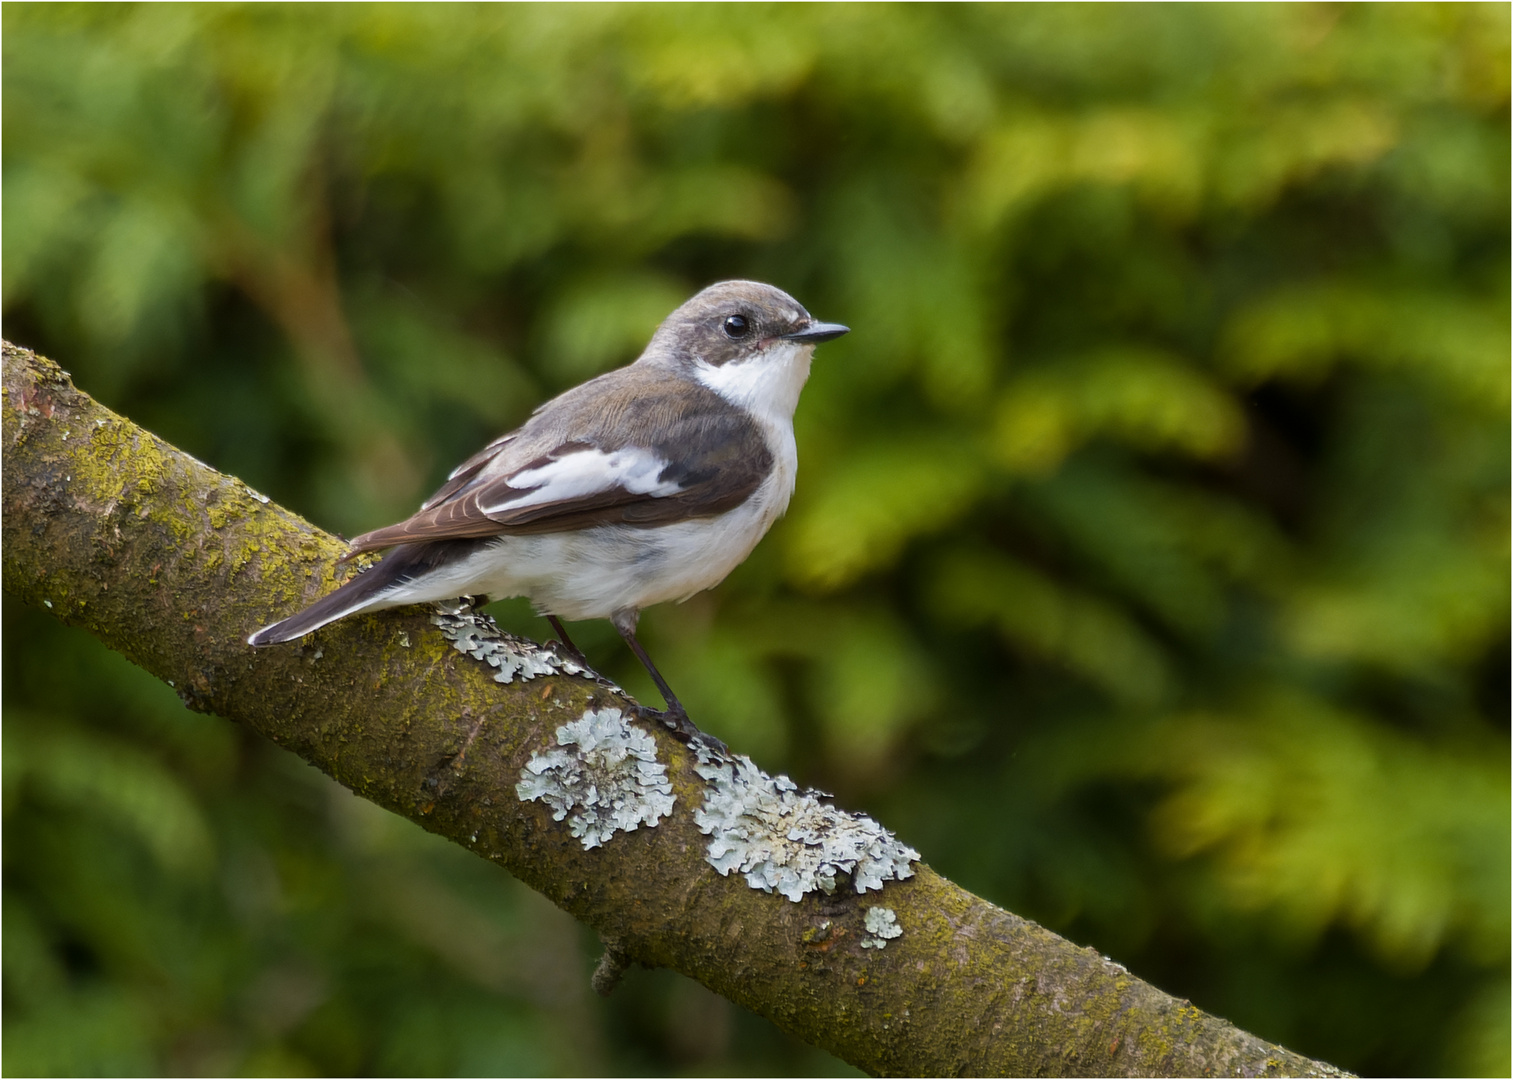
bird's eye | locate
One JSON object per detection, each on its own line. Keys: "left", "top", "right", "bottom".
{"left": 723, "top": 314, "right": 750, "bottom": 338}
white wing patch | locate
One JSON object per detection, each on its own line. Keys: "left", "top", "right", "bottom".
{"left": 480, "top": 446, "right": 682, "bottom": 514}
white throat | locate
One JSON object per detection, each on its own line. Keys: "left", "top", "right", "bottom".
{"left": 690, "top": 340, "right": 814, "bottom": 427}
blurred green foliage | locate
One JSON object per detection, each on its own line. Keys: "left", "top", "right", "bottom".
{"left": 3, "top": 4, "right": 1507, "bottom": 1075}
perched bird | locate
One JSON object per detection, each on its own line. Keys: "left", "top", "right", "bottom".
{"left": 249, "top": 280, "right": 847, "bottom": 740}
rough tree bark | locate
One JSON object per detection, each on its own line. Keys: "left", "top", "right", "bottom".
{"left": 1, "top": 341, "right": 1349, "bottom": 1079}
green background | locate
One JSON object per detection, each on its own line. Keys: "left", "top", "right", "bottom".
{"left": 4, "top": 4, "right": 1508, "bottom": 1075}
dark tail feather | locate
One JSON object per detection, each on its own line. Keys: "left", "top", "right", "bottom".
{"left": 248, "top": 539, "right": 490, "bottom": 647}
{"left": 247, "top": 556, "right": 411, "bottom": 647}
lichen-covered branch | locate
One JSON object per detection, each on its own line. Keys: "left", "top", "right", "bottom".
{"left": 1, "top": 341, "right": 1349, "bottom": 1079}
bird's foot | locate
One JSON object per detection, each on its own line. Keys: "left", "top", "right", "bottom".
{"left": 551, "top": 639, "right": 590, "bottom": 666}
{"left": 635, "top": 703, "right": 729, "bottom": 757}
{"left": 544, "top": 616, "right": 589, "bottom": 665}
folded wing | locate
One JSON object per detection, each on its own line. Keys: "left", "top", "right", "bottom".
{"left": 347, "top": 370, "right": 773, "bottom": 554}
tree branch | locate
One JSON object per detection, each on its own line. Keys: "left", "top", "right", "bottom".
{"left": 1, "top": 340, "right": 1348, "bottom": 1078}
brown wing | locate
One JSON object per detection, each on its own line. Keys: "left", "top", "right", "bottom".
{"left": 418, "top": 432, "right": 520, "bottom": 511}
{"left": 347, "top": 372, "right": 773, "bottom": 554}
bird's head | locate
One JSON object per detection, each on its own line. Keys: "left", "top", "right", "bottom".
{"left": 643, "top": 280, "right": 849, "bottom": 419}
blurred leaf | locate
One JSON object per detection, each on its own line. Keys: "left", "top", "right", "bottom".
{"left": 785, "top": 435, "right": 987, "bottom": 590}
{"left": 967, "top": 108, "right": 1204, "bottom": 229}
{"left": 1023, "top": 461, "right": 1291, "bottom": 637}
{"left": 1449, "top": 978, "right": 1512, "bottom": 1078}
{"left": 7, "top": 712, "right": 213, "bottom": 876}
{"left": 1146, "top": 692, "right": 1510, "bottom": 971}
{"left": 1, "top": 985, "right": 157, "bottom": 1077}
{"left": 1223, "top": 283, "right": 1511, "bottom": 411}
{"left": 933, "top": 545, "right": 1170, "bottom": 707}
{"left": 806, "top": 610, "right": 938, "bottom": 768}
{"left": 624, "top": 5, "right": 818, "bottom": 107}
{"left": 1281, "top": 521, "right": 1508, "bottom": 673}
{"left": 1, "top": 899, "right": 66, "bottom": 1007}
{"left": 660, "top": 620, "right": 791, "bottom": 763}
{"left": 79, "top": 198, "right": 205, "bottom": 349}
{"left": 1213, "top": 99, "right": 1400, "bottom": 210}
{"left": 993, "top": 349, "right": 1245, "bottom": 475}
{"left": 538, "top": 271, "right": 691, "bottom": 379}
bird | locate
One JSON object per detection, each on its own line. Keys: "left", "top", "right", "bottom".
{"left": 248, "top": 280, "right": 848, "bottom": 742}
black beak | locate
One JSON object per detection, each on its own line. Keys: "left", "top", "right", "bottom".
{"left": 783, "top": 320, "right": 849, "bottom": 345}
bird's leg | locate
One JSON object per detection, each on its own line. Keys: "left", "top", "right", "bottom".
{"left": 611, "top": 610, "right": 727, "bottom": 755}
{"left": 618, "top": 626, "right": 692, "bottom": 729}
{"left": 545, "top": 615, "right": 587, "bottom": 663}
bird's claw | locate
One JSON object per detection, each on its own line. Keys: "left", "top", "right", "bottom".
{"left": 635, "top": 703, "right": 728, "bottom": 757}
{"left": 552, "top": 639, "right": 590, "bottom": 666}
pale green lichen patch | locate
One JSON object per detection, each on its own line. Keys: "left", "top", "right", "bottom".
{"left": 861, "top": 906, "right": 902, "bottom": 948}
{"left": 693, "top": 745, "right": 918, "bottom": 901}
{"left": 516, "top": 707, "right": 675, "bottom": 848}
{"left": 431, "top": 600, "right": 592, "bottom": 684}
